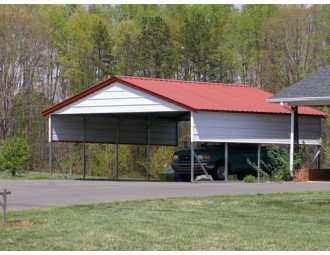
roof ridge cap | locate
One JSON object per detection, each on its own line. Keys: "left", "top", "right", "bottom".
{"left": 115, "top": 75, "right": 250, "bottom": 87}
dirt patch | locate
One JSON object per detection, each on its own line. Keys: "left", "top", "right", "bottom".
{"left": 1, "top": 220, "right": 33, "bottom": 229}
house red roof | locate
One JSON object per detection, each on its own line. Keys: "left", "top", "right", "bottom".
{"left": 42, "top": 75, "right": 324, "bottom": 116}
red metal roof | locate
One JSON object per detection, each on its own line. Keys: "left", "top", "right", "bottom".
{"left": 42, "top": 75, "right": 324, "bottom": 116}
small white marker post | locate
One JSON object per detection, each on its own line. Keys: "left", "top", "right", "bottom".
{"left": 0, "top": 189, "right": 11, "bottom": 224}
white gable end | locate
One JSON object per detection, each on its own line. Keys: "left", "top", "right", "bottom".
{"left": 54, "top": 82, "right": 187, "bottom": 114}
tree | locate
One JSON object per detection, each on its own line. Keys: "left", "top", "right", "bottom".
{"left": 113, "top": 19, "right": 140, "bottom": 76}
{"left": 0, "top": 5, "right": 60, "bottom": 172}
{"left": 0, "top": 136, "right": 31, "bottom": 176}
{"left": 59, "top": 7, "right": 114, "bottom": 96}
{"left": 91, "top": 19, "right": 115, "bottom": 80}
{"left": 259, "top": 5, "right": 324, "bottom": 93}
{"left": 137, "top": 16, "right": 175, "bottom": 78}
{"left": 180, "top": 9, "right": 213, "bottom": 81}
{"left": 179, "top": 5, "right": 235, "bottom": 82}
{"left": 228, "top": 4, "right": 277, "bottom": 86}
{"left": 0, "top": 5, "right": 53, "bottom": 143}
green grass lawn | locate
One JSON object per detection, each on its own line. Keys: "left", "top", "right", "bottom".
{"left": 0, "top": 171, "right": 158, "bottom": 181}
{"left": 0, "top": 171, "right": 79, "bottom": 180}
{"left": 1, "top": 191, "right": 330, "bottom": 251}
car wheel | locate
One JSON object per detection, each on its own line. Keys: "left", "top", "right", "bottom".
{"left": 212, "top": 164, "right": 225, "bottom": 180}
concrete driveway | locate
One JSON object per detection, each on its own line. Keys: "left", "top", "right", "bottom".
{"left": 0, "top": 179, "right": 329, "bottom": 211}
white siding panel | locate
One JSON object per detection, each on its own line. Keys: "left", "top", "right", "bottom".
{"left": 52, "top": 115, "right": 84, "bottom": 142}
{"left": 150, "top": 119, "right": 177, "bottom": 145}
{"left": 298, "top": 116, "right": 321, "bottom": 140}
{"left": 54, "top": 82, "right": 187, "bottom": 114}
{"left": 192, "top": 111, "right": 321, "bottom": 145}
{"left": 85, "top": 116, "right": 117, "bottom": 143}
{"left": 51, "top": 115, "right": 177, "bottom": 145}
{"left": 118, "top": 118, "right": 147, "bottom": 144}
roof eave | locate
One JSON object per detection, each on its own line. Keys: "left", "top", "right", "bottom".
{"left": 267, "top": 96, "right": 330, "bottom": 107}
{"left": 41, "top": 76, "right": 117, "bottom": 116}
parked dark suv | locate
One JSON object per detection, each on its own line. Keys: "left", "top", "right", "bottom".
{"left": 171, "top": 143, "right": 271, "bottom": 181}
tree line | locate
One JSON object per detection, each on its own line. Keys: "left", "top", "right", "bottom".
{"left": 1, "top": 4, "right": 330, "bottom": 178}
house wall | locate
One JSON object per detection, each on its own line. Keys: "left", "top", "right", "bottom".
{"left": 51, "top": 114, "right": 178, "bottom": 146}
{"left": 192, "top": 111, "right": 321, "bottom": 145}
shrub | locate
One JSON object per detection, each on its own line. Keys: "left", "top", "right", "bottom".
{"left": 266, "top": 148, "right": 291, "bottom": 182}
{"left": 243, "top": 174, "right": 256, "bottom": 183}
{"left": 247, "top": 158, "right": 270, "bottom": 182}
{"left": 0, "top": 136, "right": 31, "bottom": 176}
{"left": 247, "top": 148, "right": 291, "bottom": 182}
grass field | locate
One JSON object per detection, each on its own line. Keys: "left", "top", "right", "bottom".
{"left": 1, "top": 191, "right": 330, "bottom": 251}
{"left": 0, "top": 171, "right": 158, "bottom": 181}
{"left": 0, "top": 171, "right": 79, "bottom": 180}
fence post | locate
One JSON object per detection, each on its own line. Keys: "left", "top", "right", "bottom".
{"left": 1, "top": 189, "right": 11, "bottom": 224}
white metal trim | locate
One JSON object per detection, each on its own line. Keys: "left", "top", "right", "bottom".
{"left": 190, "top": 111, "right": 195, "bottom": 143}
{"left": 290, "top": 109, "right": 294, "bottom": 176}
{"left": 267, "top": 96, "right": 330, "bottom": 103}
{"left": 192, "top": 138, "right": 320, "bottom": 145}
{"left": 48, "top": 115, "right": 52, "bottom": 142}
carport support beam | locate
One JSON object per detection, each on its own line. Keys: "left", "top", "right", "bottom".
{"left": 116, "top": 117, "right": 119, "bottom": 180}
{"left": 49, "top": 141, "right": 53, "bottom": 179}
{"left": 49, "top": 115, "right": 53, "bottom": 179}
{"left": 147, "top": 117, "right": 151, "bottom": 181}
{"left": 290, "top": 107, "right": 295, "bottom": 177}
{"left": 257, "top": 144, "right": 261, "bottom": 182}
{"left": 225, "top": 143, "right": 228, "bottom": 182}
{"left": 318, "top": 145, "right": 321, "bottom": 169}
{"left": 191, "top": 142, "right": 194, "bottom": 183}
{"left": 190, "top": 112, "right": 195, "bottom": 183}
{"left": 82, "top": 116, "right": 88, "bottom": 180}
{"left": 82, "top": 143, "right": 86, "bottom": 179}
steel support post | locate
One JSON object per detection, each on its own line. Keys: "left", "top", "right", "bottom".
{"left": 82, "top": 142, "right": 86, "bottom": 179}
{"left": 225, "top": 143, "right": 228, "bottom": 182}
{"left": 49, "top": 115, "right": 53, "bottom": 179}
{"left": 318, "top": 145, "right": 321, "bottom": 169}
{"left": 290, "top": 108, "right": 295, "bottom": 177}
{"left": 49, "top": 141, "right": 53, "bottom": 179}
{"left": 293, "top": 106, "right": 299, "bottom": 153}
{"left": 191, "top": 142, "right": 194, "bottom": 183}
{"left": 190, "top": 112, "right": 195, "bottom": 183}
{"left": 116, "top": 117, "right": 119, "bottom": 180}
{"left": 257, "top": 144, "right": 261, "bottom": 182}
{"left": 147, "top": 117, "right": 151, "bottom": 181}
{"left": 82, "top": 116, "right": 88, "bottom": 180}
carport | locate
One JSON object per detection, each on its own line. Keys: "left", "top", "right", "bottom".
{"left": 42, "top": 76, "right": 324, "bottom": 182}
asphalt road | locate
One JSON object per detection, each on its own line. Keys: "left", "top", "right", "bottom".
{"left": 0, "top": 179, "right": 329, "bottom": 211}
